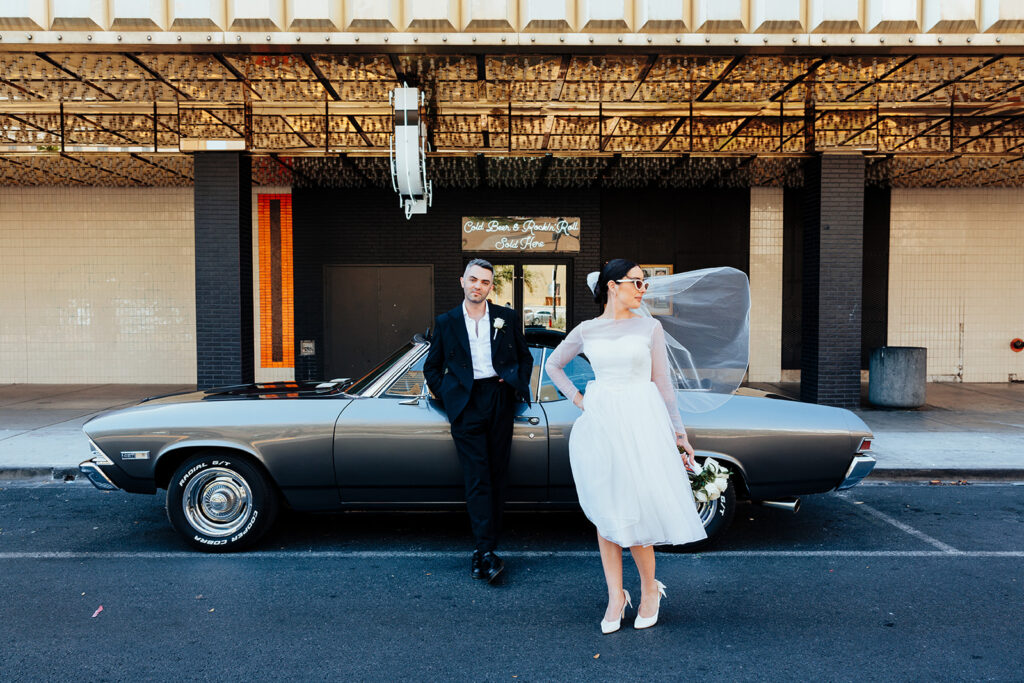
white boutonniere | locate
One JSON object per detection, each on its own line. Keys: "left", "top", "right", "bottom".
{"left": 492, "top": 317, "right": 505, "bottom": 340}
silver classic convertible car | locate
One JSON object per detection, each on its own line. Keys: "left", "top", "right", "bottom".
{"left": 80, "top": 336, "right": 876, "bottom": 552}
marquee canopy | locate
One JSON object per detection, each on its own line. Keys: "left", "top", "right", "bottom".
{"left": 4, "top": 1, "right": 1024, "bottom": 187}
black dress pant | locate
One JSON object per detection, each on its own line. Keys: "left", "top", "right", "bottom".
{"left": 450, "top": 378, "right": 515, "bottom": 553}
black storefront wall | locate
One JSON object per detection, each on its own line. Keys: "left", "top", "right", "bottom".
{"left": 289, "top": 180, "right": 887, "bottom": 391}
{"left": 292, "top": 186, "right": 747, "bottom": 381}
{"left": 292, "top": 187, "right": 601, "bottom": 381}
{"left": 601, "top": 189, "right": 750, "bottom": 274}
{"left": 861, "top": 187, "right": 891, "bottom": 369}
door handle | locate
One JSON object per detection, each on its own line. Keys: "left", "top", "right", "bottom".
{"left": 515, "top": 416, "right": 540, "bottom": 425}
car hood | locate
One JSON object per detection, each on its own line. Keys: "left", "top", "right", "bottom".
{"left": 131, "top": 381, "right": 352, "bottom": 407}
{"left": 82, "top": 381, "right": 355, "bottom": 441}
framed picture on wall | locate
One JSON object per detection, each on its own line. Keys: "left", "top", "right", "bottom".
{"left": 640, "top": 264, "right": 673, "bottom": 316}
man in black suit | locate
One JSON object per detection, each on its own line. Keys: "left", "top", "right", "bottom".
{"left": 424, "top": 259, "right": 533, "bottom": 582}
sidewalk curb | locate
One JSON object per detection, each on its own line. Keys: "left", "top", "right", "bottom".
{"left": 0, "top": 467, "right": 81, "bottom": 482}
{"left": 867, "top": 468, "right": 1024, "bottom": 482}
{"left": 2, "top": 466, "right": 1022, "bottom": 484}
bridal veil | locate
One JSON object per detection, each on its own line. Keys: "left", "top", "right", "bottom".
{"left": 586, "top": 266, "right": 751, "bottom": 413}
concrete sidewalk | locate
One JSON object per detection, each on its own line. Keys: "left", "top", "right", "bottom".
{"left": 749, "top": 381, "right": 1024, "bottom": 478}
{"left": 1, "top": 381, "right": 1022, "bottom": 480}
{"left": 0, "top": 384, "right": 193, "bottom": 478}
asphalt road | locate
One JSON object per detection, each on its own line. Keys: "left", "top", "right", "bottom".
{"left": 1, "top": 481, "right": 1022, "bottom": 682}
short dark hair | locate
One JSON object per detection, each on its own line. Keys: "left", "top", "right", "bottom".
{"left": 594, "top": 258, "right": 639, "bottom": 307}
{"left": 464, "top": 258, "right": 494, "bottom": 276}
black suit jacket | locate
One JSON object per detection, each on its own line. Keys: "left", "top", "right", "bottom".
{"left": 423, "top": 302, "right": 533, "bottom": 421}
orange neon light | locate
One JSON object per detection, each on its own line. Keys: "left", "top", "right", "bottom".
{"left": 258, "top": 194, "right": 295, "bottom": 368}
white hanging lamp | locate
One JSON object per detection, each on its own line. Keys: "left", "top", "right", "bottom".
{"left": 388, "top": 85, "right": 433, "bottom": 219}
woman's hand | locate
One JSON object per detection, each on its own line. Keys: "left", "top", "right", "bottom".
{"left": 676, "top": 432, "right": 697, "bottom": 470}
{"left": 573, "top": 393, "right": 585, "bottom": 411}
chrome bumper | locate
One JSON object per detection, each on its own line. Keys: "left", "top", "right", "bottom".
{"left": 79, "top": 458, "right": 119, "bottom": 491}
{"left": 836, "top": 454, "right": 876, "bottom": 490}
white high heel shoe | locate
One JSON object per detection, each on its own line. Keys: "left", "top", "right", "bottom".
{"left": 600, "top": 589, "right": 632, "bottom": 634}
{"left": 634, "top": 581, "right": 667, "bottom": 630}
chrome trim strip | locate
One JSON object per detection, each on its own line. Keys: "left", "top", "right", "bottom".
{"left": 536, "top": 347, "right": 547, "bottom": 404}
{"left": 86, "top": 437, "right": 114, "bottom": 465}
{"left": 365, "top": 343, "right": 428, "bottom": 398}
{"left": 368, "top": 340, "right": 546, "bottom": 401}
{"left": 79, "top": 459, "right": 119, "bottom": 491}
{"left": 836, "top": 454, "right": 877, "bottom": 490}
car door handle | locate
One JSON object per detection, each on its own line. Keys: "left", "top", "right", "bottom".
{"left": 515, "top": 416, "right": 540, "bottom": 425}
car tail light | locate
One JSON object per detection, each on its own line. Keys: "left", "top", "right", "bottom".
{"left": 857, "top": 437, "right": 873, "bottom": 453}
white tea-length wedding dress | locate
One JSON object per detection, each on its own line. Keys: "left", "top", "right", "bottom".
{"left": 545, "top": 316, "right": 707, "bottom": 548}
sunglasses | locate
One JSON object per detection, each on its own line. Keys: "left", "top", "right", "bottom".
{"left": 614, "top": 278, "right": 649, "bottom": 292}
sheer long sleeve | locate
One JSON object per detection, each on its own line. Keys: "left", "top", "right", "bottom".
{"left": 651, "top": 320, "right": 686, "bottom": 433}
{"left": 544, "top": 324, "right": 585, "bottom": 402}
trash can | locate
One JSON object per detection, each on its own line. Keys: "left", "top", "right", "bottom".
{"left": 868, "top": 346, "right": 927, "bottom": 408}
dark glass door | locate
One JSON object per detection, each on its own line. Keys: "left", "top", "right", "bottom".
{"left": 522, "top": 263, "right": 568, "bottom": 333}
{"left": 476, "top": 259, "right": 571, "bottom": 332}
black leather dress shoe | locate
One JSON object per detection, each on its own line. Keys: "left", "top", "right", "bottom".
{"left": 482, "top": 551, "right": 505, "bottom": 583}
{"left": 471, "top": 551, "right": 485, "bottom": 580}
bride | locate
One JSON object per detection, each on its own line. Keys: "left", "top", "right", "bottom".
{"left": 544, "top": 258, "right": 707, "bottom": 634}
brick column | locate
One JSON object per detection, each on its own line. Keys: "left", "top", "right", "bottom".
{"left": 800, "top": 154, "right": 864, "bottom": 408}
{"left": 193, "top": 152, "right": 254, "bottom": 389}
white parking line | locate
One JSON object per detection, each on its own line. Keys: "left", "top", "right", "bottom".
{"left": 0, "top": 550, "right": 1021, "bottom": 560}
{"left": 839, "top": 496, "right": 961, "bottom": 554}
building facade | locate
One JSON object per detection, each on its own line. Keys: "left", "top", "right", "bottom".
{"left": 3, "top": 0, "right": 1024, "bottom": 408}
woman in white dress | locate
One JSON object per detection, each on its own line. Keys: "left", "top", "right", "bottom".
{"left": 545, "top": 259, "right": 707, "bottom": 634}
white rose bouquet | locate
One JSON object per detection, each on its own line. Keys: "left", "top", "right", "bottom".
{"left": 492, "top": 317, "right": 505, "bottom": 340}
{"left": 684, "top": 456, "right": 731, "bottom": 503}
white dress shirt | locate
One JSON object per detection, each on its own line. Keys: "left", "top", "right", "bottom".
{"left": 462, "top": 301, "right": 498, "bottom": 380}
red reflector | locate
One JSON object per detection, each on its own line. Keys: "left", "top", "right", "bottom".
{"left": 859, "top": 438, "right": 872, "bottom": 452}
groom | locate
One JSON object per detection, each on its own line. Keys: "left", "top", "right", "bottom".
{"left": 424, "top": 259, "right": 533, "bottom": 582}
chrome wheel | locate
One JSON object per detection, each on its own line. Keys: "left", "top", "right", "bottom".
{"left": 695, "top": 498, "right": 719, "bottom": 527}
{"left": 182, "top": 467, "right": 253, "bottom": 537}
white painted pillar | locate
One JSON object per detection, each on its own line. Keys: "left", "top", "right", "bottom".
{"left": 748, "top": 186, "right": 784, "bottom": 382}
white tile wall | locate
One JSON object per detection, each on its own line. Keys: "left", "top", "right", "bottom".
{"left": 0, "top": 187, "right": 196, "bottom": 383}
{"left": 6, "top": 183, "right": 1017, "bottom": 385}
{"left": 251, "top": 186, "right": 295, "bottom": 383}
{"left": 889, "top": 188, "right": 1024, "bottom": 382}
{"left": 748, "top": 186, "right": 784, "bottom": 382}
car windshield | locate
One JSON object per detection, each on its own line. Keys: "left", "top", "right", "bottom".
{"left": 345, "top": 342, "right": 416, "bottom": 395}
{"left": 384, "top": 355, "right": 427, "bottom": 398}
{"left": 539, "top": 352, "right": 595, "bottom": 402}
{"left": 383, "top": 345, "right": 548, "bottom": 400}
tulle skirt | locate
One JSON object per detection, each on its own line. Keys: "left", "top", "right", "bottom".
{"left": 569, "top": 379, "right": 708, "bottom": 548}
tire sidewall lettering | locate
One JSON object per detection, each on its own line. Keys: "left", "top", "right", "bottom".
{"left": 194, "top": 536, "right": 228, "bottom": 546}
{"left": 170, "top": 455, "right": 271, "bottom": 551}
{"left": 177, "top": 461, "right": 209, "bottom": 488}
{"left": 229, "top": 509, "right": 259, "bottom": 543}
{"left": 686, "top": 474, "right": 735, "bottom": 550}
